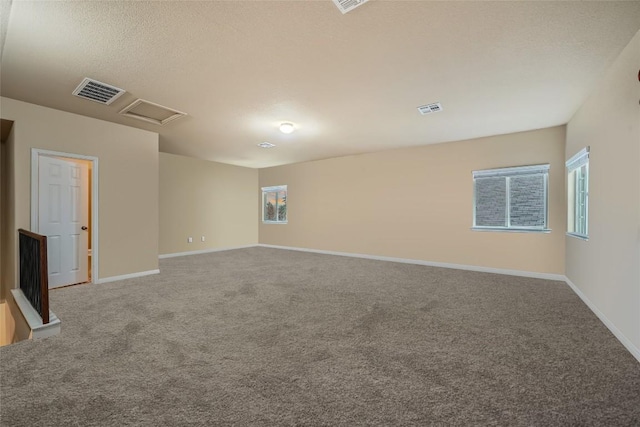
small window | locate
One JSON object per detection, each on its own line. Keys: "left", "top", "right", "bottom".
{"left": 473, "top": 164, "right": 550, "bottom": 232}
{"left": 566, "top": 147, "right": 589, "bottom": 240}
{"left": 262, "top": 185, "right": 287, "bottom": 224}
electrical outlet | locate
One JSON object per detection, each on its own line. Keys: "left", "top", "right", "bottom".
{"left": 188, "top": 237, "right": 193, "bottom": 243}
{"left": 201, "top": 236, "right": 205, "bottom": 242}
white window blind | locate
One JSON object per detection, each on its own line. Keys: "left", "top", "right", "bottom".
{"left": 473, "top": 164, "right": 549, "bottom": 232}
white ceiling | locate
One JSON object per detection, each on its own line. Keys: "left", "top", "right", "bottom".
{"left": 1, "top": 1, "right": 639, "bottom": 168}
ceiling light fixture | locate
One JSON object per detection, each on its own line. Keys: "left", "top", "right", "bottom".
{"left": 258, "top": 142, "right": 276, "bottom": 148}
{"left": 279, "top": 122, "right": 295, "bottom": 134}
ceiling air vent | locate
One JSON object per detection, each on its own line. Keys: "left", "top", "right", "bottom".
{"left": 258, "top": 142, "right": 276, "bottom": 148}
{"left": 119, "top": 99, "right": 187, "bottom": 126}
{"left": 417, "top": 102, "right": 443, "bottom": 115}
{"left": 332, "top": 0, "right": 369, "bottom": 14}
{"left": 72, "top": 78, "right": 126, "bottom": 105}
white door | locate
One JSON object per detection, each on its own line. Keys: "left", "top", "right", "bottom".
{"left": 38, "top": 156, "right": 89, "bottom": 288}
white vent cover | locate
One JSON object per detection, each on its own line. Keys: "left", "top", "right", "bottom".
{"left": 417, "top": 102, "right": 443, "bottom": 115}
{"left": 258, "top": 142, "right": 276, "bottom": 148}
{"left": 333, "top": 0, "right": 369, "bottom": 14}
{"left": 72, "top": 78, "right": 126, "bottom": 105}
{"left": 119, "top": 99, "right": 187, "bottom": 125}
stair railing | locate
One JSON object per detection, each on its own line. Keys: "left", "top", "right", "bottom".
{"left": 18, "top": 229, "right": 49, "bottom": 324}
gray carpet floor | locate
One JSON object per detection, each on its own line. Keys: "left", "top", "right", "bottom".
{"left": 1, "top": 247, "right": 639, "bottom": 426}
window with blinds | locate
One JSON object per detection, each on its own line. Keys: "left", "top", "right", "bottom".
{"left": 472, "top": 164, "right": 550, "bottom": 232}
{"left": 566, "top": 148, "right": 589, "bottom": 240}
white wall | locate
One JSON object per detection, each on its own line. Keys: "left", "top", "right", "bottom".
{"left": 565, "top": 30, "right": 640, "bottom": 360}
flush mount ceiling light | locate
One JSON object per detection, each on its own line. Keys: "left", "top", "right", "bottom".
{"left": 279, "top": 122, "right": 295, "bottom": 134}
{"left": 258, "top": 142, "right": 276, "bottom": 148}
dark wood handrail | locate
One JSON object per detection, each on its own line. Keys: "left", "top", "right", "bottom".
{"left": 18, "top": 228, "right": 46, "bottom": 240}
{"left": 18, "top": 229, "right": 49, "bottom": 324}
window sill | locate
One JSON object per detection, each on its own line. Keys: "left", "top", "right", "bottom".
{"left": 566, "top": 232, "right": 588, "bottom": 241}
{"left": 263, "top": 221, "right": 288, "bottom": 225}
{"left": 472, "top": 227, "right": 551, "bottom": 234}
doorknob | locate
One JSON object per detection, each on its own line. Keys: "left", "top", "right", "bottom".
{"left": 81, "top": 226, "right": 88, "bottom": 231}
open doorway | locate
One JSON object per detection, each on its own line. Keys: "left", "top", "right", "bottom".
{"left": 31, "top": 149, "right": 99, "bottom": 287}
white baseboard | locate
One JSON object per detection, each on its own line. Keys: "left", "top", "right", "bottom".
{"left": 563, "top": 276, "right": 640, "bottom": 363}
{"left": 10, "top": 289, "right": 61, "bottom": 339}
{"left": 159, "top": 244, "right": 258, "bottom": 259}
{"left": 257, "top": 244, "right": 566, "bottom": 281}
{"left": 96, "top": 269, "right": 160, "bottom": 284}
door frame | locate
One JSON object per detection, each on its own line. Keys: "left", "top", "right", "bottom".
{"left": 30, "top": 148, "right": 99, "bottom": 284}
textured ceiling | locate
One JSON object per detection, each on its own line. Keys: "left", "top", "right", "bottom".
{"left": 1, "top": 1, "right": 639, "bottom": 168}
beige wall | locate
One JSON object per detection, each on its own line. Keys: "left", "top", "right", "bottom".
{"left": 260, "top": 126, "right": 566, "bottom": 275}
{"left": 0, "top": 97, "right": 160, "bottom": 289}
{"left": 0, "top": 126, "right": 18, "bottom": 343}
{"left": 1, "top": 296, "right": 30, "bottom": 345}
{"left": 0, "top": 135, "right": 4, "bottom": 301}
{"left": 0, "top": 302, "right": 6, "bottom": 345}
{"left": 159, "top": 153, "right": 258, "bottom": 255}
{"left": 565, "top": 30, "right": 640, "bottom": 355}
{"left": 1, "top": 123, "right": 15, "bottom": 302}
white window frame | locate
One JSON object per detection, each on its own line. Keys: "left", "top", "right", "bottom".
{"left": 566, "top": 147, "right": 589, "bottom": 240}
{"left": 472, "top": 164, "right": 550, "bottom": 233}
{"left": 261, "top": 185, "right": 287, "bottom": 224}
